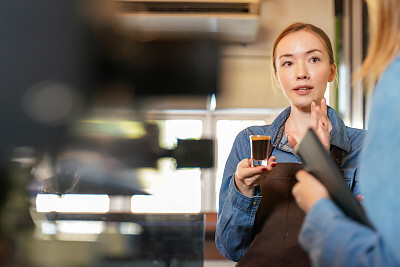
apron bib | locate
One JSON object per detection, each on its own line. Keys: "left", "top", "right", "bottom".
{"left": 237, "top": 147, "right": 342, "bottom": 267}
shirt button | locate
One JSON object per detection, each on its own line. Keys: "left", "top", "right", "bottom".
{"left": 253, "top": 201, "right": 257, "bottom": 206}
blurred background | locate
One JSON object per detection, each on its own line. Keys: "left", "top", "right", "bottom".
{"left": 0, "top": 0, "right": 368, "bottom": 266}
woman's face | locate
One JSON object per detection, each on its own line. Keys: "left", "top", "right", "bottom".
{"left": 274, "top": 29, "right": 336, "bottom": 110}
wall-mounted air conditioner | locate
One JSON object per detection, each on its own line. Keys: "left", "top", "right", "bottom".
{"left": 112, "top": 0, "right": 261, "bottom": 44}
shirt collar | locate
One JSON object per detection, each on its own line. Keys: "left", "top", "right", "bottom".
{"left": 266, "top": 106, "right": 352, "bottom": 154}
{"left": 328, "top": 107, "right": 352, "bottom": 153}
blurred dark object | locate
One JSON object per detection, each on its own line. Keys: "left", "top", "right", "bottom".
{"left": 36, "top": 121, "right": 214, "bottom": 196}
{"left": 40, "top": 157, "right": 150, "bottom": 196}
{"left": 95, "top": 37, "right": 221, "bottom": 97}
{"left": 172, "top": 139, "right": 214, "bottom": 168}
{"left": 25, "top": 212, "right": 204, "bottom": 267}
{"left": 0, "top": 0, "right": 220, "bottom": 160}
{"left": 1, "top": 0, "right": 218, "bottom": 193}
{"left": 42, "top": 159, "right": 80, "bottom": 195}
{"left": 1, "top": 0, "right": 216, "bottom": 265}
{"left": 0, "top": 0, "right": 219, "bottom": 266}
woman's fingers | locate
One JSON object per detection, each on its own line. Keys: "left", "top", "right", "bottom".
{"left": 234, "top": 159, "right": 262, "bottom": 196}
{"left": 242, "top": 166, "right": 267, "bottom": 181}
{"left": 309, "top": 99, "right": 331, "bottom": 151}
{"left": 292, "top": 170, "right": 330, "bottom": 213}
{"left": 321, "top": 98, "right": 328, "bottom": 116}
{"left": 318, "top": 100, "right": 331, "bottom": 151}
{"left": 236, "top": 159, "right": 266, "bottom": 181}
{"left": 318, "top": 108, "right": 328, "bottom": 129}
{"left": 287, "top": 134, "right": 298, "bottom": 150}
{"left": 236, "top": 156, "right": 277, "bottom": 188}
{"left": 266, "top": 156, "right": 277, "bottom": 171}
{"left": 310, "top": 100, "right": 318, "bottom": 130}
{"left": 294, "top": 169, "right": 313, "bottom": 182}
{"left": 311, "top": 98, "right": 329, "bottom": 130}
{"left": 317, "top": 98, "right": 330, "bottom": 130}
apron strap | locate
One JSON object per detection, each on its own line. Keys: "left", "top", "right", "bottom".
{"left": 331, "top": 145, "right": 343, "bottom": 172}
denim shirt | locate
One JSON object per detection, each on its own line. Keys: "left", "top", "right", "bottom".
{"left": 216, "top": 106, "right": 366, "bottom": 262}
{"left": 299, "top": 53, "right": 400, "bottom": 266}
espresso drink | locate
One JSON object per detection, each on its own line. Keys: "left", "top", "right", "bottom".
{"left": 250, "top": 135, "right": 270, "bottom": 167}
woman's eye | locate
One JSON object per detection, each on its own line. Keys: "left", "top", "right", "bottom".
{"left": 310, "top": 57, "right": 320, "bottom": 63}
{"left": 282, "top": 61, "right": 292, "bottom": 67}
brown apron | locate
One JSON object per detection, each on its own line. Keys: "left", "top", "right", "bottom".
{"left": 237, "top": 147, "right": 342, "bottom": 267}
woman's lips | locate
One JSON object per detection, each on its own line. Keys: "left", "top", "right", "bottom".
{"left": 294, "top": 87, "right": 313, "bottom": 95}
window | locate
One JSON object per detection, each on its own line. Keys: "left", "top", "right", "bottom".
{"left": 131, "top": 119, "right": 203, "bottom": 213}
{"left": 35, "top": 109, "right": 282, "bottom": 215}
{"left": 213, "top": 109, "right": 282, "bottom": 210}
{"left": 215, "top": 119, "right": 267, "bottom": 209}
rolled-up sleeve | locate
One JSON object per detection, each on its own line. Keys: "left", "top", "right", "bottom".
{"left": 215, "top": 130, "right": 261, "bottom": 262}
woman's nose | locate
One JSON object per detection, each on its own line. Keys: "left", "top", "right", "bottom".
{"left": 297, "top": 74, "right": 309, "bottom": 80}
{"left": 296, "top": 64, "right": 309, "bottom": 80}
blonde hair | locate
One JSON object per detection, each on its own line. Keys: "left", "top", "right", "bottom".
{"left": 356, "top": 0, "right": 400, "bottom": 89}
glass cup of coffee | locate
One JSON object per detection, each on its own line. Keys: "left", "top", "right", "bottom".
{"left": 250, "top": 135, "right": 271, "bottom": 167}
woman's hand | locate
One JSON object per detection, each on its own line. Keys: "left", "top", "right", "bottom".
{"left": 292, "top": 170, "right": 330, "bottom": 213}
{"left": 234, "top": 156, "right": 277, "bottom": 197}
{"left": 310, "top": 98, "right": 332, "bottom": 152}
{"left": 287, "top": 99, "right": 332, "bottom": 152}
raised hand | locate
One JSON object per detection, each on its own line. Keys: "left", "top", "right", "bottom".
{"left": 287, "top": 99, "right": 332, "bottom": 152}
{"left": 310, "top": 98, "right": 332, "bottom": 151}
{"left": 234, "top": 156, "right": 277, "bottom": 197}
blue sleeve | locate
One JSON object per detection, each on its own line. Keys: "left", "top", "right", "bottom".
{"left": 300, "top": 199, "right": 395, "bottom": 266}
{"left": 215, "top": 130, "right": 261, "bottom": 262}
{"left": 358, "top": 57, "right": 400, "bottom": 264}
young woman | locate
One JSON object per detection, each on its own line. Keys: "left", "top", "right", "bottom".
{"left": 292, "top": 0, "right": 400, "bottom": 266}
{"left": 215, "top": 22, "right": 366, "bottom": 266}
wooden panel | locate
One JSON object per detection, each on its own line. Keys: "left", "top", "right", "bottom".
{"left": 203, "top": 212, "right": 226, "bottom": 260}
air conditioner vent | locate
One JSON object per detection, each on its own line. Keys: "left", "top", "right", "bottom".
{"left": 112, "top": 0, "right": 261, "bottom": 43}
{"left": 115, "top": 2, "right": 251, "bottom": 14}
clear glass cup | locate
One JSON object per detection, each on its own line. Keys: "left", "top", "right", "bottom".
{"left": 249, "top": 135, "right": 270, "bottom": 167}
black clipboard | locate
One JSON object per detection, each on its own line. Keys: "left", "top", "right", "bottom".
{"left": 296, "top": 128, "right": 374, "bottom": 229}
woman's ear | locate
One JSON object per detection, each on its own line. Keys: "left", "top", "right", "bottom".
{"left": 328, "top": 63, "right": 337, "bottom": 82}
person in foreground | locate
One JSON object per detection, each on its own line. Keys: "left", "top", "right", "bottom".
{"left": 292, "top": 0, "right": 400, "bottom": 266}
{"left": 216, "top": 22, "right": 366, "bottom": 266}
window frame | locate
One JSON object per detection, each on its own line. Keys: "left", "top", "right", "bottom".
{"left": 145, "top": 108, "right": 283, "bottom": 212}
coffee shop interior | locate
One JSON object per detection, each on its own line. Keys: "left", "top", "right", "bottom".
{"left": 1, "top": 0, "right": 368, "bottom": 266}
